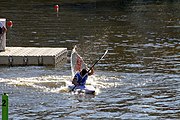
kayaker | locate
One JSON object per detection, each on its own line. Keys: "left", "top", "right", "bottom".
{"left": 0, "top": 21, "right": 7, "bottom": 37}
{"left": 0, "top": 21, "right": 7, "bottom": 52}
{"left": 72, "top": 68, "right": 94, "bottom": 87}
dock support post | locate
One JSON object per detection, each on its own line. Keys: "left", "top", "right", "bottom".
{"left": 2, "top": 93, "right": 8, "bottom": 120}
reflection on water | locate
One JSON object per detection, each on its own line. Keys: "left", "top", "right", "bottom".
{"left": 0, "top": 0, "right": 180, "bottom": 119}
{"left": 2, "top": 0, "right": 179, "bottom": 73}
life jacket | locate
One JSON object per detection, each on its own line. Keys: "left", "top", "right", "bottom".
{"left": 74, "top": 72, "right": 88, "bottom": 86}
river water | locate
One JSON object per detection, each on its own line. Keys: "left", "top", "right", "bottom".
{"left": 0, "top": 0, "right": 180, "bottom": 119}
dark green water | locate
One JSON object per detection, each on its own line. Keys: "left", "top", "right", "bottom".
{"left": 0, "top": 0, "right": 179, "bottom": 119}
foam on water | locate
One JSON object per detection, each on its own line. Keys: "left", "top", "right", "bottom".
{"left": 0, "top": 67, "right": 118, "bottom": 95}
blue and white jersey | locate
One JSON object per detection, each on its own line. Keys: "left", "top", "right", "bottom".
{"left": 74, "top": 72, "right": 88, "bottom": 86}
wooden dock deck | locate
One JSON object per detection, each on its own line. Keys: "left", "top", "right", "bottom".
{"left": 0, "top": 47, "right": 67, "bottom": 67}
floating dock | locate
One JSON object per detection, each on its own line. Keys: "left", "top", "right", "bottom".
{"left": 0, "top": 47, "right": 67, "bottom": 67}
